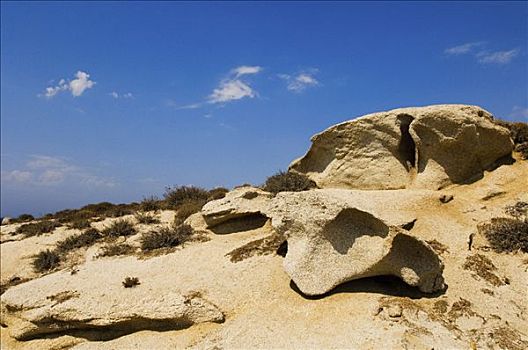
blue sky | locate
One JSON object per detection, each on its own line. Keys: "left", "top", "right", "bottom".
{"left": 1, "top": 1, "right": 527, "bottom": 217}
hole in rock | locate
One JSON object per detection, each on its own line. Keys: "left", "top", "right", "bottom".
{"left": 210, "top": 213, "right": 268, "bottom": 235}
{"left": 397, "top": 114, "right": 416, "bottom": 171}
{"left": 290, "top": 275, "right": 447, "bottom": 301}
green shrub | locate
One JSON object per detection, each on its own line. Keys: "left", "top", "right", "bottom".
{"left": 174, "top": 201, "right": 204, "bottom": 225}
{"left": 207, "top": 187, "right": 229, "bottom": 201}
{"left": 163, "top": 186, "right": 209, "bottom": 208}
{"left": 55, "top": 228, "right": 102, "bottom": 254}
{"left": 479, "top": 217, "right": 528, "bottom": 253}
{"left": 32, "top": 249, "right": 61, "bottom": 272}
{"left": 98, "top": 243, "right": 136, "bottom": 257}
{"left": 262, "top": 170, "right": 316, "bottom": 194}
{"left": 140, "top": 224, "right": 194, "bottom": 251}
{"left": 134, "top": 211, "right": 160, "bottom": 224}
{"left": 122, "top": 277, "right": 140, "bottom": 288}
{"left": 101, "top": 219, "right": 137, "bottom": 237}
{"left": 139, "top": 196, "right": 162, "bottom": 212}
{"left": 15, "top": 220, "right": 61, "bottom": 237}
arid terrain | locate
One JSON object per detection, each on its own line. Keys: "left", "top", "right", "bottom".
{"left": 1, "top": 105, "right": 527, "bottom": 349}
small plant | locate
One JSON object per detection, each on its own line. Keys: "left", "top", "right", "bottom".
{"left": 15, "top": 220, "right": 61, "bottom": 238}
{"left": 140, "top": 224, "right": 194, "bottom": 251}
{"left": 163, "top": 185, "right": 209, "bottom": 208}
{"left": 12, "top": 213, "right": 34, "bottom": 223}
{"left": 122, "top": 277, "right": 140, "bottom": 288}
{"left": 134, "top": 211, "right": 160, "bottom": 224}
{"left": 98, "top": 243, "right": 136, "bottom": 257}
{"left": 174, "top": 201, "right": 204, "bottom": 225}
{"left": 55, "top": 228, "right": 102, "bottom": 254}
{"left": 101, "top": 219, "right": 137, "bottom": 237}
{"left": 207, "top": 187, "right": 229, "bottom": 201}
{"left": 140, "top": 196, "right": 162, "bottom": 212}
{"left": 32, "top": 249, "right": 61, "bottom": 272}
{"left": 262, "top": 170, "right": 316, "bottom": 194}
{"left": 516, "top": 142, "right": 528, "bottom": 160}
{"left": 505, "top": 201, "right": 528, "bottom": 218}
{"left": 68, "top": 218, "right": 92, "bottom": 230}
{"left": 478, "top": 217, "right": 528, "bottom": 253}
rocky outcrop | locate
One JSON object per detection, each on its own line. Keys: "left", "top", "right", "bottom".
{"left": 266, "top": 191, "right": 445, "bottom": 295}
{"left": 0, "top": 272, "right": 224, "bottom": 340}
{"left": 289, "top": 105, "right": 513, "bottom": 190}
{"left": 201, "top": 186, "right": 273, "bottom": 227}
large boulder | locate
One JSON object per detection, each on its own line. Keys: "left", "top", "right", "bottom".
{"left": 267, "top": 190, "right": 445, "bottom": 295}
{"left": 289, "top": 105, "right": 513, "bottom": 190}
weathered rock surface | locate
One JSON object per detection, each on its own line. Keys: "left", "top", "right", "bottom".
{"left": 201, "top": 186, "right": 272, "bottom": 227}
{"left": 0, "top": 268, "right": 224, "bottom": 340}
{"left": 290, "top": 105, "right": 513, "bottom": 190}
{"left": 204, "top": 186, "right": 444, "bottom": 295}
{"left": 266, "top": 191, "right": 445, "bottom": 295}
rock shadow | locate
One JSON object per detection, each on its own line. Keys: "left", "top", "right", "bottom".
{"left": 290, "top": 275, "right": 447, "bottom": 300}
{"left": 210, "top": 213, "right": 268, "bottom": 235}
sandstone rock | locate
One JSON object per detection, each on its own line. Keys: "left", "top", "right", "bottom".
{"left": 266, "top": 190, "right": 445, "bottom": 295}
{"left": 290, "top": 105, "right": 513, "bottom": 190}
{"left": 201, "top": 186, "right": 272, "bottom": 228}
{"left": 0, "top": 271, "right": 224, "bottom": 340}
{"left": 1, "top": 217, "right": 12, "bottom": 225}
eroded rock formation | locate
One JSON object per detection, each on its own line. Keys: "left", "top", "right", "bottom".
{"left": 289, "top": 105, "right": 513, "bottom": 190}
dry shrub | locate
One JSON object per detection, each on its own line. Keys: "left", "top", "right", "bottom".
{"left": 163, "top": 185, "right": 210, "bottom": 209}
{"left": 463, "top": 254, "right": 505, "bottom": 286}
{"left": 67, "top": 218, "right": 92, "bottom": 230}
{"left": 98, "top": 243, "right": 135, "bottom": 257}
{"left": 140, "top": 196, "right": 162, "bottom": 212}
{"left": 478, "top": 217, "right": 528, "bottom": 253}
{"left": 174, "top": 201, "right": 204, "bottom": 225}
{"left": 101, "top": 219, "right": 137, "bottom": 237}
{"left": 55, "top": 228, "right": 102, "bottom": 254}
{"left": 262, "top": 170, "right": 316, "bottom": 194}
{"left": 122, "top": 277, "right": 140, "bottom": 288}
{"left": 207, "top": 187, "right": 229, "bottom": 201}
{"left": 16, "top": 220, "right": 61, "bottom": 238}
{"left": 134, "top": 211, "right": 160, "bottom": 224}
{"left": 140, "top": 224, "right": 194, "bottom": 251}
{"left": 32, "top": 249, "right": 61, "bottom": 272}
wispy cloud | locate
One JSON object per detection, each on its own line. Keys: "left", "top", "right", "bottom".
{"left": 172, "top": 65, "right": 262, "bottom": 108}
{"left": 444, "top": 41, "right": 485, "bottom": 55}
{"left": 41, "top": 71, "right": 96, "bottom": 98}
{"left": 231, "top": 65, "right": 262, "bottom": 77}
{"left": 510, "top": 106, "right": 528, "bottom": 121}
{"left": 109, "top": 91, "right": 134, "bottom": 99}
{"left": 477, "top": 49, "right": 520, "bottom": 64}
{"left": 208, "top": 79, "right": 257, "bottom": 103}
{"left": 2, "top": 155, "right": 116, "bottom": 187}
{"left": 279, "top": 70, "right": 320, "bottom": 93}
{"left": 444, "top": 42, "right": 520, "bottom": 65}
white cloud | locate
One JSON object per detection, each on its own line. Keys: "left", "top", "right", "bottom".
{"left": 42, "top": 71, "right": 96, "bottom": 98}
{"left": 231, "top": 65, "right": 262, "bottom": 77}
{"left": 69, "top": 71, "right": 95, "bottom": 96}
{"left": 279, "top": 71, "right": 320, "bottom": 93}
{"left": 110, "top": 91, "right": 119, "bottom": 99}
{"left": 39, "top": 169, "right": 65, "bottom": 184}
{"left": 444, "top": 42, "right": 485, "bottom": 55}
{"left": 208, "top": 79, "right": 256, "bottom": 103}
{"left": 477, "top": 49, "right": 519, "bottom": 64}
